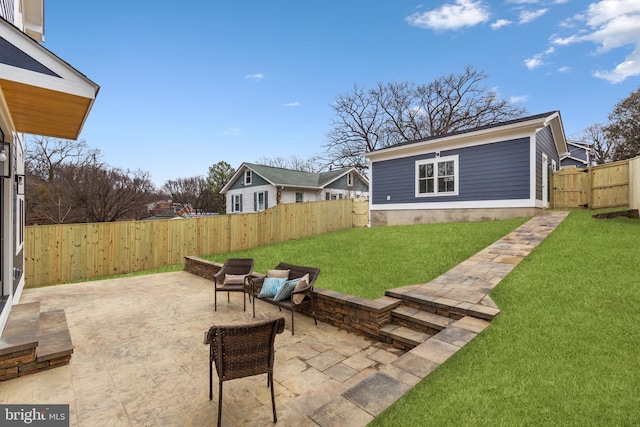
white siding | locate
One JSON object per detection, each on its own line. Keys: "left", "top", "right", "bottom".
{"left": 280, "top": 189, "right": 322, "bottom": 204}
{"left": 323, "top": 188, "right": 369, "bottom": 200}
{"left": 226, "top": 185, "right": 277, "bottom": 214}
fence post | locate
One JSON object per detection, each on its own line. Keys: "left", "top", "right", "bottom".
{"left": 629, "top": 156, "right": 640, "bottom": 211}
{"left": 352, "top": 198, "right": 369, "bottom": 227}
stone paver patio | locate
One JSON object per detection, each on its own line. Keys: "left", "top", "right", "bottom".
{"left": 0, "top": 211, "right": 569, "bottom": 426}
{"left": 0, "top": 272, "right": 408, "bottom": 426}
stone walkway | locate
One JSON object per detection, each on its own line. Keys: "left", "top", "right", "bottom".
{"left": 0, "top": 211, "right": 568, "bottom": 426}
{"left": 309, "top": 210, "right": 569, "bottom": 425}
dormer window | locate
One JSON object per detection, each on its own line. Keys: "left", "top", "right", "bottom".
{"left": 244, "top": 170, "right": 252, "bottom": 185}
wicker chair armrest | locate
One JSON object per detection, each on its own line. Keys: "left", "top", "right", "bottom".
{"left": 212, "top": 269, "right": 225, "bottom": 281}
{"left": 250, "top": 275, "right": 266, "bottom": 284}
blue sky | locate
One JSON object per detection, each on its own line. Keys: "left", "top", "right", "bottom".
{"left": 43, "top": 0, "right": 640, "bottom": 187}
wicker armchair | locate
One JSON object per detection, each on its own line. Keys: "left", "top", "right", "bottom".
{"left": 205, "top": 317, "right": 286, "bottom": 427}
{"left": 213, "top": 258, "right": 254, "bottom": 312}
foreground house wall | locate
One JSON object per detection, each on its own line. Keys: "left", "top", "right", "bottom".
{"left": 0, "top": 2, "right": 98, "bottom": 333}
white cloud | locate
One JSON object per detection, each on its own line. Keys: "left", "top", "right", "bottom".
{"left": 222, "top": 128, "right": 242, "bottom": 136}
{"left": 282, "top": 102, "right": 300, "bottom": 107}
{"left": 525, "top": 54, "right": 545, "bottom": 69}
{"left": 558, "top": 66, "right": 571, "bottom": 72}
{"left": 594, "top": 58, "right": 640, "bottom": 83}
{"left": 491, "top": 19, "right": 512, "bottom": 29}
{"left": 406, "top": 0, "right": 490, "bottom": 31}
{"left": 519, "top": 8, "right": 548, "bottom": 24}
{"left": 509, "top": 95, "right": 528, "bottom": 103}
{"left": 551, "top": 0, "right": 640, "bottom": 83}
{"left": 245, "top": 73, "right": 264, "bottom": 81}
{"left": 523, "top": 46, "right": 557, "bottom": 71}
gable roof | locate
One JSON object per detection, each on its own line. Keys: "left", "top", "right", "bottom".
{"left": 0, "top": 17, "right": 99, "bottom": 139}
{"left": 221, "top": 163, "right": 367, "bottom": 193}
{"left": 365, "top": 111, "right": 569, "bottom": 160}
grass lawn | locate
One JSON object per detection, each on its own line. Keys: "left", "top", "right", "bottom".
{"left": 203, "top": 217, "right": 528, "bottom": 300}
{"left": 371, "top": 209, "right": 640, "bottom": 426}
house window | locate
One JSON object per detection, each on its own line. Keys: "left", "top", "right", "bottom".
{"left": 254, "top": 191, "right": 268, "bottom": 211}
{"left": 416, "top": 155, "right": 459, "bottom": 197}
{"left": 244, "top": 170, "right": 252, "bottom": 185}
{"left": 347, "top": 173, "right": 353, "bottom": 187}
{"left": 295, "top": 192, "right": 303, "bottom": 203}
{"left": 325, "top": 192, "right": 330, "bottom": 200}
{"left": 231, "top": 194, "right": 242, "bottom": 212}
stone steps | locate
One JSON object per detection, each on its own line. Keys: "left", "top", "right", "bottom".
{"left": 0, "top": 303, "right": 73, "bottom": 381}
{"left": 380, "top": 324, "right": 431, "bottom": 349}
{"left": 391, "top": 306, "right": 453, "bottom": 334}
{"left": 379, "top": 304, "right": 457, "bottom": 350}
{"left": 385, "top": 287, "right": 500, "bottom": 320}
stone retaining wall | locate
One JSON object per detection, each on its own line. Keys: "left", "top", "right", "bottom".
{"left": 184, "top": 256, "right": 400, "bottom": 340}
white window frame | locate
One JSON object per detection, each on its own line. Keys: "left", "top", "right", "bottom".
{"left": 256, "top": 191, "right": 267, "bottom": 211}
{"left": 295, "top": 192, "right": 303, "bottom": 203}
{"left": 415, "top": 155, "right": 459, "bottom": 197}
{"left": 231, "top": 194, "right": 242, "bottom": 212}
{"left": 244, "top": 170, "right": 252, "bottom": 185}
{"left": 347, "top": 173, "right": 353, "bottom": 187}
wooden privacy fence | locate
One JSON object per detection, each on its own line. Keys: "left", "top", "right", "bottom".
{"left": 25, "top": 198, "right": 368, "bottom": 288}
{"left": 551, "top": 159, "right": 631, "bottom": 209}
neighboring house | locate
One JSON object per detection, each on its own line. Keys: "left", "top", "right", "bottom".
{"left": 144, "top": 200, "right": 192, "bottom": 220}
{"left": 364, "top": 111, "right": 569, "bottom": 226}
{"left": 560, "top": 140, "right": 593, "bottom": 168}
{"left": 221, "top": 163, "right": 369, "bottom": 214}
{"left": 0, "top": 5, "right": 99, "bottom": 333}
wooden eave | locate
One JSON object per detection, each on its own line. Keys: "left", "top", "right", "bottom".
{"left": 0, "top": 18, "right": 99, "bottom": 140}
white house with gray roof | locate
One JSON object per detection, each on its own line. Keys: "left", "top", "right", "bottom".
{"left": 221, "top": 163, "right": 369, "bottom": 214}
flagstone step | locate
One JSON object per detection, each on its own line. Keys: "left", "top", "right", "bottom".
{"left": 385, "top": 288, "right": 500, "bottom": 320}
{"left": 0, "top": 302, "right": 40, "bottom": 355}
{"left": 391, "top": 306, "right": 453, "bottom": 334}
{"left": 0, "top": 303, "right": 73, "bottom": 381}
{"left": 37, "top": 310, "right": 73, "bottom": 363}
{"left": 379, "top": 324, "right": 432, "bottom": 350}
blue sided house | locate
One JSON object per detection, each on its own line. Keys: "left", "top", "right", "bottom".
{"left": 560, "top": 140, "right": 593, "bottom": 168}
{"left": 364, "top": 111, "right": 569, "bottom": 226}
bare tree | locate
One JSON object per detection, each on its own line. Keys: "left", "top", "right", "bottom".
{"left": 575, "top": 123, "right": 612, "bottom": 165}
{"left": 255, "top": 155, "right": 324, "bottom": 172}
{"left": 604, "top": 86, "right": 640, "bottom": 161}
{"left": 27, "top": 164, "right": 157, "bottom": 224}
{"left": 25, "top": 172, "right": 77, "bottom": 224}
{"left": 71, "top": 166, "right": 156, "bottom": 222}
{"left": 325, "top": 83, "right": 387, "bottom": 170}
{"left": 324, "top": 66, "right": 527, "bottom": 170}
{"left": 162, "top": 176, "right": 215, "bottom": 214}
{"left": 25, "top": 136, "right": 102, "bottom": 181}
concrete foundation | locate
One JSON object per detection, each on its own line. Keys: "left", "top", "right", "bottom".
{"left": 370, "top": 207, "right": 540, "bottom": 227}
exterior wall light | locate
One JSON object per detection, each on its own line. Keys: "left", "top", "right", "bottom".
{"left": 0, "top": 140, "right": 11, "bottom": 178}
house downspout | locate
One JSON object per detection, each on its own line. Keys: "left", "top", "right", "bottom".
{"left": 277, "top": 186, "right": 284, "bottom": 205}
